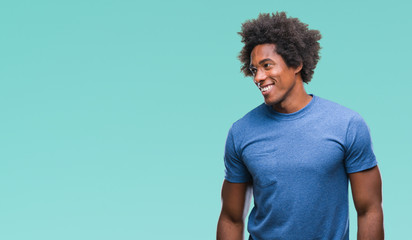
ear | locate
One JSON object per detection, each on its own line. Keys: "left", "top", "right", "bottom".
{"left": 294, "top": 62, "right": 303, "bottom": 74}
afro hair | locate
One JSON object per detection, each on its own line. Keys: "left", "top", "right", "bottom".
{"left": 238, "top": 12, "right": 322, "bottom": 83}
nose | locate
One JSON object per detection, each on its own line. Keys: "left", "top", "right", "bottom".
{"left": 254, "top": 68, "right": 267, "bottom": 84}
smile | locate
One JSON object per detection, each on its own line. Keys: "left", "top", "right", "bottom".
{"left": 260, "top": 84, "right": 274, "bottom": 92}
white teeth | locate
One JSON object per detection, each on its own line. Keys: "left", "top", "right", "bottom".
{"left": 260, "top": 85, "right": 273, "bottom": 92}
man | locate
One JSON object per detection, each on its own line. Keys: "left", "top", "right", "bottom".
{"left": 216, "top": 12, "right": 384, "bottom": 240}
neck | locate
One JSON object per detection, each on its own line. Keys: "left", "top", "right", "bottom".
{"left": 272, "top": 80, "right": 312, "bottom": 114}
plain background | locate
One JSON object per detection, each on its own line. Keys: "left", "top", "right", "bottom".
{"left": 1, "top": 0, "right": 411, "bottom": 239}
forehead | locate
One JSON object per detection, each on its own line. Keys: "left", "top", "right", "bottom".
{"left": 250, "top": 43, "right": 279, "bottom": 65}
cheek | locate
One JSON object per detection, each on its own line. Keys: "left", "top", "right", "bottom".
{"left": 277, "top": 69, "right": 295, "bottom": 82}
{"left": 268, "top": 69, "right": 281, "bottom": 79}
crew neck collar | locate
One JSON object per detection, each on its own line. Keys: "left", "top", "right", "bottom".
{"left": 264, "top": 94, "right": 317, "bottom": 120}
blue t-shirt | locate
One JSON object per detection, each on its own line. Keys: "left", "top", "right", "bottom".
{"left": 223, "top": 94, "right": 377, "bottom": 240}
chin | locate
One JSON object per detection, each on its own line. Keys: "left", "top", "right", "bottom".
{"left": 264, "top": 97, "right": 281, "bottom": 106}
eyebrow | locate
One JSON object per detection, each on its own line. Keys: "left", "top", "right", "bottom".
{"left": 250, "top": 58, "right": 273, "bottom": 68}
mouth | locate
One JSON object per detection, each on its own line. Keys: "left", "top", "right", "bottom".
{"left": 259, "top": 84, "right": 274, "bottom": 95}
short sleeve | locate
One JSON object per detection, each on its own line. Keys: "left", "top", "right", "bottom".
{"left": 344, "top": 113, "right": 378, "bottom": 173}
{"left": 223, "top": 125, "right": 252, "bottom": 183}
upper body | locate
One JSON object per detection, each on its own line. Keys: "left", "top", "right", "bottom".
{"left": 217, "top": 12, "right": 383, "bottom": 240}
{"left": 224, "top": 94, "right": 376, "bottom": 239}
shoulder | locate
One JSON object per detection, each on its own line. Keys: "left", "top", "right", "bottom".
{"left": 314, "top": 96, "right": 362, "bottom": 122}
{"left": 230, "top": 103, "right": 267, "bottom": 133}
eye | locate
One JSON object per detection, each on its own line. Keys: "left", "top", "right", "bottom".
{"left": 263, "top": 63, "right": 273, "bottom": 69}
{"left": 249, "top": 67, "right": 257, "bottom": 75}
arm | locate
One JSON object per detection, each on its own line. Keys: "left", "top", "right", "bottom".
{"left": 349, "top": 165, "right": 384, "bottom": 240}
{"left": 217, "top": 180, "right": 253, "bottom": 240}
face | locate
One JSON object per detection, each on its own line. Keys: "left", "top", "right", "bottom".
{"left": 249, "top": 44, "right": 302, "bottom": 108}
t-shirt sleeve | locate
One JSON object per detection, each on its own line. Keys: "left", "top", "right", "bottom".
{"left": 223, "top": 125, "right": 252, "bottom": 183}
{"left": 344, "top": 113, "right": 378, "bottom": 173}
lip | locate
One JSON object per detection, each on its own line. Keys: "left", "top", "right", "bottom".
{"left": 259, "top": 83, "right": 274, "bottom": 88}
{"left": 260, "top": 84, "right": 274, "bottom": 96}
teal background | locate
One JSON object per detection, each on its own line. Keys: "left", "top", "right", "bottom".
{"left": 1, "top": 0, "right": 410, "bottom": 239}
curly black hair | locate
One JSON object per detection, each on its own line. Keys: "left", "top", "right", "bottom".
{"left": 238, "top": 12, "right": 322, "bottom": 83}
